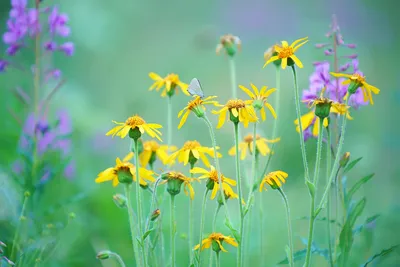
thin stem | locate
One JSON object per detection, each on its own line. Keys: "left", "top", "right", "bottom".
{"left": 109, "top": 252, "right": 127, "bottom": 267}
{"left": 170, "top": 195, "right": 176, "bottom": 267}
{"left": 124, "top": 185, "right": 140, "bottom": 267}
{"left": 234, "top": 122, "right": 244, "bottom": 267}
{"left": 167, "top": 96, "right": 173, "bottom": 148}
{"left": 291, "top": 66, "right": 310, "bottom": 182}
{"left": 216, "top": 252, "right": 221, "bottom": 267}
{"left": 134, "top": 140, "right": 146, "bottom": 267}
{"left": 271, "top": 67, "right": 281, "bottom": 140}
{"left": 189, "top": 166, "right": 195, "bottom": 265}
{"left": 304, "top": 121, "right": 324, "bottom": 267}
{"left": 10, "top": 193, "right": 29, "bottom": 261}
{"left": 209, "top": 205, "right": 221, "bottom": 267}
{"left": 278, "top": 188, "right": 294, "bottom": 267}
{"left": 250, "top": 123, "right": 257, "bottom": 188}
{"left": 229, "top": 57, "right": 237, "bottom": 99}
{"left": 326, "top": 130, "right": 334, "bottom": 267}
{"left": 197, "top": 189, "right": 210, "bottom": 266}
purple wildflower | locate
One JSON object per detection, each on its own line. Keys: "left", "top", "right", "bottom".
{"left": 48, "top": 7, "right": 70, "bottom": 37}
{"left": 0, "top": 59, "right": 8, "bottom": 72}
{"left": 44, "top": 41, "right": 57, "bottom": 51}
{"left": 59, "top": 42, "right": 74, "bottom": 56}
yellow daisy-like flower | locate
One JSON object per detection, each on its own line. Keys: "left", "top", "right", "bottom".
{"left": 162, "top": 171, "right": 195, "bottom": 199}
{"left": 139, "top": 141, "right": 176, "bottom": 167}
{"left": 168, "top": 140, "right": 221, "bottom": 167}
{"left": 228, "top": 134, "right": 280, "bottom": 160}
{"left": 194, "top": 233, "right": 238, "bottom": 252}
{"left": 148, "top": 72, "right": 189, "bottom": 97}
{"left": 216, "top": 34, "right": 241, "bottom": 56}
{"left": 106, "top": 115, "right": 163, "bottom": 141}
{"left": 212, "top": 99, "right": 257, "bottom": 128}
{"left": 190, "top": 166, "right": 237, "bottom": 200}
{"left": 177, "top": 96, "right": 221, "bottom": 129}
{"left": 263, "top": 37, "right": 308, "bottom": 69}
{"left": 239, "top": 83, "right": 277, "bottom": 121}
{"left": 259, "top": 171, "right": 288, "bottom": 191}
{"left": 330, "top": 72, "right": 380, "bottom": 105}
{"left": 95, "top": 153, "right": 155, "bottom": 187}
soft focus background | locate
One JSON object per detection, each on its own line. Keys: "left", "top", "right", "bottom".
{"left": 1, "top": 0, "right": 399, "bottom": 266}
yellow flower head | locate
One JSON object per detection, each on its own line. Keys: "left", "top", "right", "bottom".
{"left": 228, "top": 134, "right": 280, "bottom": 160}
{"left": 212, "top": 99, "right": 257, "bottom": 128}
{"left": 106, "top": 115, "right": 163, "bottom": 141}
{"left": 259, "top": 171, "right": 288, "bottom": 191}
{"left": 216, "top": 34, "right": 241, "bottom": 56}
{"left": 263, "top": 37, "right": 308, "bottom": 69}
{"left": 162, "top": 171, "right": 195, "bottom": 199}
{"left": 240, "top": 83, "right": 277, "bottom": 121}
{"left": 95, "top": 153, "right": 155, "bottom": 187}
{"left": 178, "top": 96, "right": 221, "bottom": 129}
{"left": 139, "top": 141, "right": 176, "bottom": 167}
{"left": 168, "top": 140, "right": 221, "bottom": 167}
{"left": 190, "top": 166, "right": 237, "bottom": 200}
{"left": 149, "top": 72, "right": 189, "bottom": 97}
{"left": 330, "top": 72, "right": 380, "bottom": 105}
{"left": 194, "top": 232, "right": 238, "bottom": 252}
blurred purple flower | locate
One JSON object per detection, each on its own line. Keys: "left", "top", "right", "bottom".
{"left": 0, "top": 59, "right": 8, "bottom": 72}
{"left": 44, "top": 41, "right": 57, "bottom": 51}
{"left": 59, "top": 42, "right": 74, "bottom": 56}
{"left": 48, "top": 7, "right": 70, "bottom": 37}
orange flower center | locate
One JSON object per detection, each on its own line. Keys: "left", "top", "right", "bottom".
{"left": 278, "top": 46, "right": 294, "bottom": 59}
{"left": 165, "top": 73, "right": 180, "bottom": 84}
{"left": 226, "top": 99, "right": 245, "bottom": 109}
{"left": 209, "top": 233, "right": 224, "bottom": 241}
{"left": 187, "top": 97, "right": 203, "bottom": 110}
{"left": 183, "top": 140, "right": 201, "bottom": 150}
{"left": 126, "top": 115, "right": 145, "bottom": 126}
{"left": 350, "top": 73, "right": 365, "bottom": 84}
{"left": 243, "top": 134, "right": 261, "bottom": 143}
{"left": 168, "top": 171, "right": 187, "bottom": 181}
{"left": 220, "top": 34, "right": 234, "bottom": 45}
{"left": 209, "top": 169, "right": 224, "bottom": 183}
{"left": 144, "top": 140, "right": 160, "bottom": 151}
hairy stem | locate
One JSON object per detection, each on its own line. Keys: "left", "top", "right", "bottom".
{"left": 209, "top": 205, "right": 221, "bottom": 267}
{"left": 326, "top": 130, "right": 334, "bottom": 267}
{"left": 234, "top": 122, "right": 244, "bottom": 267}
{"left": 271, "top": 67, "right": 281, "bottom": 140}
{"left": 278, "top": 188, "right": 294, "bottom": 267}
{"left": 170, "top": 195, "right": 176, "bottom": 267}
{"left": 216, "top": 252, "right": 221, "bottom": 267}
{"left": 189, "top": 166, "right": 195, "bottom": 265}
{"left": 124, "top": 185, "right": 141, "bottom": 267}
{"left": 196, "top": 189, "right": 210, "bottom": 266}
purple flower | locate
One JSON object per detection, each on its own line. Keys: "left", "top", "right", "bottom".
{"left": 0, "top": 59, "right": 8, "bottom": 72}
{"left": 59, "top": 42, "right": 74, "bottom": 56}
{"left": 48, "top": 7, "right": 70, "bottom": 37}
{"left": 44, "top": 41, "right": 57, "bottom": 51}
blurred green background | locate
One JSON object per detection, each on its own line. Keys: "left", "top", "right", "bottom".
{"left": 1, "top": 0, "right": 399, "bottom": 266}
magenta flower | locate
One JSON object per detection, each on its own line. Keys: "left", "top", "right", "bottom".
{"left": 48, "top": 7, "right": 70, "bottom": 37}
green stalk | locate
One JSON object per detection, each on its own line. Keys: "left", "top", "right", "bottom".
{"left": 216, "top": 252, "right": 221, "bottom": 267}
{"left": 291, "top": 66, "right": 310, "bottom": 182}
{"left": 326, "top": 129, "right": 334, "bottom": 267}
{"left": 109, "top": 252, "right": 127, "bottom": 267}
{"left": 209, "top": 205, "right": 221, "bottom": 267}
{"left": 278, "top": 188, "right": 294, "bottom": 267}
{"left": 134, "top": 140, "right": 146, "bottom": 267}
{"left": 124, "top": 185, "right": 141, "bottom": 267}
{"left": 197, "top": 189, "right": 210, "bottom": 266}
{"left": 304, "top": 121, "right": 324, "bottom": 267}
{"left": 189, "top": 165, "right": 195, "bottom": 265}
{"left": 10, "top": 192, "right": 30, "bottom": 261}
{"left": 170, "top": 195, "right": 176, "bottom": 267}
{"left": 229, "top": 57, "right": 237, "bottom": 99}
{"left": 234, "top": 122, "right": 244, "bottom": 267}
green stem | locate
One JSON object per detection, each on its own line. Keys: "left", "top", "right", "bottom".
{"left": 278, "top": 188, "right": 294, "bottom": 267}
{"left": 109, "top": 252, "right": 127, "bottom": 267}
{"left": 197, "top": 189, "right": 210, "bottom": 266}
{"left": 234, "top": 122, "right": 244, "bottom": 267}
{"left": 291, "top": 66, "right": 310, "bottom": 182}
{"left": 250, "top": 123, "right": 257, "bottom": 188}
{"left": 202, "top": 115, "right": 231, "bottom": 222}
{"left": 170, "top": 195, "right": 176, "bottom": 267}
{"left": 229, "top": 57, "right": 237, "bottom": 99}
{"left": 10, "top": 192, "right": 29, "bottom": 261}
{"left": 134, "top": 140, "right": 146, "bottom": 267}
{"left": 326, "top": 130, "right": 334, "bottom": 267}
{"left": 189, "top": 167, "right": 195, "bottom": 265}
{"left": 259, "top": 189, "right": 264, "bottom": 267}
{"left": 209, "top": 205, "right": 221, "bottom": 267}
{"left": 216, "top": 252, "right": 221, "bottom": 267}
{"left": 167, "top": 96, "right": 172, "bottom": 148}
{"left": 124, "top": 185, "right": 141, "bottom": 267}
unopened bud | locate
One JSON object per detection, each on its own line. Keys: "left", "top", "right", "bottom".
{"left": 315, "top": 99, "right": 332, "bottom": 119}
{"left": 151, "top": 209, "right": 161, "bottom": 221}
{"left": 113, "top": 194, "right": 127, "bottom": 208}
{"left": 96, "top": 250, "right": 111, "bottom": 260}
{"left": 340, "top": 152, "right": 350, "bottom": 168}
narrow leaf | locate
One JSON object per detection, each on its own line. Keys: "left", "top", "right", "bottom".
{"left": 277, "top": 249, "right": 307, "bottom": 264}
{"left": 136, "top": 237, "right": 143, "bottom": 248}
{"left": 361, "top": 245, "right": 399, "bottom": 267}
{"left": 343, "top": 157, "right": 362, "bottom": 174}
{"left": 346, "top": 174, "right": 374, "bottom": 204}
{"left": 225, "top": 219, "right": 241, "bottom": 243}
{"left": 306, "top": 180, "right": 316, "bottom": 198}
{"left": 142, "top": 228, "right": 155, "bottom": 241}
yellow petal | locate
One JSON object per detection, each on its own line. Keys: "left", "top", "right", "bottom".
{"left": 149, "top": 72, "right": 162, "bottom": 81}
{"left": 250, "top": 83, "right": 260, "bottom": 95}
{"left": 178, "top": 110, "right": 190, "bottom": 129}
{"left": 216, "top": 110, "right": 227, "bottom": 129}
{"left": 290, "top": 36, "right": 308, "bottom": 48}
{"left": 330, "top": 72, "right": 352, "bottom": 78}
{"left": 228, "top": 146, "right": 236, "bottom": 156}
{"left": 263, "top": 88, "right": 276, "bottom": 98}
{"left": 264, "top": 103, "right": 277, "bottom": 119}
{"left": 232, "top": 108, "right": 239, "bottom": 117}
{"left": 199, "top": 152, "right": 211, "bottom": 168}
{"left": 312, "top": 118, "right": 320, "bottom": 137}
{"left": 263, "top": 56, "right": 279, "bottom": 68}
{"left": 281, "top": 40, "right": 289, "bottom": 47}
{"left": 239, "top": 85, "right": 255, "bottom": 99}
{"left": 290, "top": 55, "right": 303, "bottom": 68}
{"left": 281, "top": 58, "right": 287, "bottom": 69}
{"left": 260, "top": 106, "right": 266, "bottom": 121}
{"left": 292, "top": 39, "right": 309, "bottom": 52}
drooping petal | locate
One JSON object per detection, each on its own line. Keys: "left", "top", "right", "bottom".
{"left": 263, "top": 56, "right": 280, "bottom": 68}
{"left": 260, "top": 107, "right": 266, "bottom": 121}
{"left": 216, "top": 110, "right": 227, "bottom": 129}
{"left": 178, "top": 110, "right": 190, "bottom": 129}
{"left": 239, "top": 85, "right": 255, "bottom": 99}
{"left": 264, "top": 103, "right": 277, "bottom": 119}
{"left": 290, "top": 37, "right": 308, "bottom": 48}
{"left": 290, "top": 55, "right": 303, "bottom": 68}
{"left": 250, "top": 83, "right": 260, "bottom": 95}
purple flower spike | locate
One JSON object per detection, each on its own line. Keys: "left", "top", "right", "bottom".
{"left": 315, "top": 43, "right": 330, "bottom": 49}
{"left": 339, "top": 63, "right": 350, "bottom": 72}
{"left": 44, "top": 41, "right": 57, "bottom": 51}
{"left": 346, "top": 43, "right": 356, "bottom": 48}
{"left": 60, "top": 42, "right": 74, "bottom": 56}
{"left": 48, "top": 7, "right": 71, "bottom": 37}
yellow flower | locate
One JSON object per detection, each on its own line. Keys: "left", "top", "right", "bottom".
{"left": 194, "top": 233, "right": 238, "bottom": 252}
{"left": 263, "top": 37, "right": 308, "bottom": 69}
{"left": 177, "top": 96, "right": 221, "bottom": 129}
{"left": 95, "top": 153, "right": 155, "bottom": 187}
{"left": 106, "top": 115, "right": 162, "bottom": 141}
{"left": 216, "top": 34, "right": 241, "bottom": 56}
{"left": 190, "top": 166, "right": 237, "bottom": 199}
{"left": 162, "top": 171, "right": 195, "bottom": 199}
{"left": 330, "top": 72, "right": 380, "bottom": 105}
{"left": 259, "top": 171, "right": 288, "bottom": 191}
{"left": 239, "top": 83, "right": 277, "bottom": 121}
{"left": 168, "top": 140, "right": 221, "bottom": 167}
{"left": 264, "top": 44, "right": 278, "bottom": 62}
{"left": 148, "top": 72, "right": 189, "bottom": 97}
{"left": 139, "top": 141, "right": 176, "bottom": 167}
{"left": 228, "top": 134, "right": 280, "bottom": 160}
{"left": 212, "top": 99, "right": 257, "bottom": 128}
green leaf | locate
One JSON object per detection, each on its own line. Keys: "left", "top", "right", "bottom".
{"left": 343, "top": 157, "right": 362, "bottom": 174}
{"left": 305, "top": 180, "right": 316, "bottom": 198}
{"left": 224, "top": 218, "right": 241, "bottom": 243}
{"left": 345, "top": 174, "right": 374, "bottom": 205}
{"left": 361, "top": 245, "right": 399, "bottom": 267}
{"left": 285, "top": 245, "right": 293, "bottom": 267}
{"left": 348, "top": 198, "right": 366, "bottom": 228}
{"left": 142, "top": 228, "right": 155, "bottom": 241}
{"left": 353, "top": 214, "right": 380, "bottom": 235}
{"left": 243, "top": 195, "right": 254, "bottom": 217}
{"left": 277, "top": 249, "right": 307, "bottom": 264}
{"left": 136, "top": 237, "right": 143, "bottom": 248}
{"left": 296, "top": 216, "right": 342, "bottom": 227}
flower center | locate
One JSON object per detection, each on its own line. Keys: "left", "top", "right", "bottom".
{"left": 350, "top": 73, "right": 365, "bottom": 84}
{"left": 243, "top": 134, "right": 261, "bottom": 143}
{"left": 278, "top": 46, "right": 294, "bottom": 59}
{"left": 183, "top": 140, "right": 201, "bottom": 150}
{"left": 209, "top": 169, "right": 224, "bottom": 183}
{"left": 187, "top": 97, "right": 203, "bottom": 110}
{"left": 226, "top": 99, "right": 245, "bottom": 109}
{"left": 165, "top": 73, "right": 179, "bottom": 84}
{"left": 126, "top": 115, "right": 145, "bottom": 126}
{"left": 209, "top": 233, "right": 224, "bottom": 241}
{"left": 144, "top": 140, "right": 159, "bottom": 151}
{"left": 168, "top": 171, "right": 186, "bottom": 181}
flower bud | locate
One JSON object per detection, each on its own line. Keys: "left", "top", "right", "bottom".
{"left": 212, "top": 240, "right": 221, "bottom": 253}
{"left": 112, "top": 194, "right": 127, "bottom": 208}
{"left": 339, "top": 152, "right": 350, "bottom": 168}
{"left": 167, "top": 179, "right": 184, "bottom": 196}
{"left": 315, "top": 99, "right": 332, "bottom": 119}
{"left": 206, "top": 179, "right": 215, "bottom": 191}
{"left": 129, "top": 127, "right": 142, "bottom": 141}
{"left": 151, "top": 209, "right": 161, "bottom": 221}
{"left": 96, "top": 250, "right": 111, "bottom": 260}
{"left": 117, "top": 168, "right": 133, "bottom": 184}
